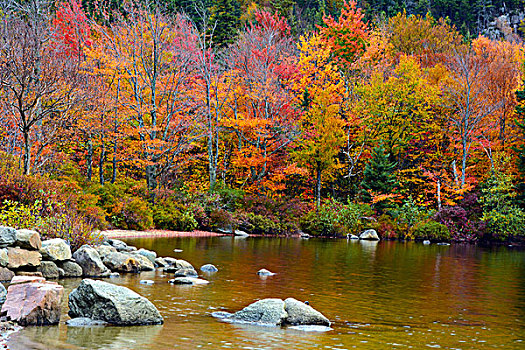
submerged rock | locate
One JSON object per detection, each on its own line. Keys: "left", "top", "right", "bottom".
{"left": 1, "top": 280, "right": 63, "bottom": 325}
{"left": 288, "top": 325, "right": 333, "bottom": 332}
{"left": 68, "top": 279, "right": 163, "bottom": 325}
{"left": 140, "top": 280, "right": 154, "bottom": 285}
{"left": 257, "top": 268, "right": 275, "bottom": 276}
{"left": 359, "top": 229, "right": 380, "bottom": 241}
{"left": 66, "top": 317, "right": 108, "bottom": 327}
{"left": 200, "top": 264, "right": 218, "bottom": 273}
{"left": 169, "top": 277, "right": 209, "bottom": 285}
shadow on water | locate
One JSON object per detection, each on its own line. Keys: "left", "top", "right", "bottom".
{"left": 10, "top": 237, "right": 525, "bottom": 350}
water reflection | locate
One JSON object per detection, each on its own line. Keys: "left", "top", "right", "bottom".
{"left": 11, "top": 237, "right": 525, "bottom": 350}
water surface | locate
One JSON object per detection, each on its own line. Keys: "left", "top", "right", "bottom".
{"left": 9, "top": 237, "right": 525, "bottom": 349}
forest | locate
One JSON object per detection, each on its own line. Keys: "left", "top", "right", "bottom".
{"left": 0, "top": 0, "right": 524, "bottom": 249}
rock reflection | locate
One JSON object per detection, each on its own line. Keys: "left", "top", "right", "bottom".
{"left": 9, "top": 323, "right": 162, "bottom": 350}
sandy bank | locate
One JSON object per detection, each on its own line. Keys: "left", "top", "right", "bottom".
{"left": 100, "top": 229, "right": 227, "bottom": 239}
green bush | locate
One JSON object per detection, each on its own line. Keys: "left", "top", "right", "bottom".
{"left": 153, "top": 200, "right": 198, "bottom": 232}
{"left": 236, "top": 212, "right": 279, "bottom": 235}
{"left": 482, "top": 206, "right": 525, "bottom": 241}
{"left": 412, "top": 221, "right": 451, "bottom": 241}
{"left": 116, "top": 198, "right": 153, "bottom": 231}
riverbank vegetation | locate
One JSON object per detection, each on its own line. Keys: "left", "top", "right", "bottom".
{"left": 1, "top": 0, "right": 524, "bottom": 247}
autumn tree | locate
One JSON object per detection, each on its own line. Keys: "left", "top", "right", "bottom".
{"left": 0, "top": 0, "right": 86, "bottom": 175}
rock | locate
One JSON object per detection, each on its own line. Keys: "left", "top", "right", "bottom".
{"left": 174, "top": 259, "right": 194, "bottom": 270}
{"left": 200, "top": 264, "right": 218, "bottom": 273}
{"left": 1, "top": 280, "right": 63, "bottom": 325}
{"left": 174, "top": 268, "right": 198, "bottom": 278}
{"left": 37, "top": 261, "right": 60, "bottom": 279}
{"left": 257, "top": 268, "right": 275, "bottom": 276}
{"left": 0, "top": 267, "right": 14, "bottom": 282}
{"left": 163, "top": 266, "right": 177, "bottom": 273}
{"left": 154, "top": 257, "right": 168, "bottom": 268}
{"left": 0, "top": 284, "right": 6, "bottom": 305}
{"left": 0, "top": 227, "right": 16, "bottom": 247}
{"left": 234, "top": 230, "right": 249, "bottom": 237}
{"left": 211, "top": 311, "right": 233, "bottom": 319}
{"left": 57, "top": 261, "right": 83, "bottom": 278}
{"left": 173, "top": 249, "right": 183, "bottom": 253}
{"left": 94, "top": 245, "right": 117, "bottom": 259}
{"left": 66, "top": 317, "right": 108, "bottom": 327}
{"left": 139, "top": 280, "right": 154, "bottom": 285}
{"left": 109, "top": 272, "right": 120, "bottom": 278}
{"left": 9, "top": 276, "right": 45, "bottom": 285}
{"left": 102, "top": 252, "right": 140, "bottom": 273}
{"left": 0, "top": 248, "right": 8, "bottom": 267}
{"left": 14, "top": 229, "right": 42, "bottom": 250}
{"left": 423, "top": 240, "right": 431, "bottom": 245}
{"left": 129, "top": 253, "right": 155, "bottom": 271}
{"left": 347, "top": 234, "right": 359, "bottom": 240}
{"left": 68, "top": 279, "right": 163, "bottom": 325}
{"left": 283, "top": 298, "right": 330, "bottom": 326}
{"left": 300, "top": 233, "right": 310, "bottom": 239}
{"left": 137, "top": 249, "right": 157, "bottom": 264}
{"left": 359, "top": 229, "right": 380, "bottom": 241}
{"left": 169, "top": 277, "right": 209, "bottom": 285}
{"left": 7, "top": 247, "right": 41, "bottom": 269}
{"left": 163, "top": 257, "right": 177, "bottom": 266}
{"left": 40, "top": 239, "right": 72, "bottom": 261}
{"left": 230, "top": 299, "right": 287, "bottom": 326}
{"left": 107, "top": 239, "right": 135, "bottom": 252}
{"left": 72, "top": 246, "right": 110, "bottom": 277}
{"left": 58, "top": 268, "right": 65, "bottom": 278}
{"left": 437, "top": 242, "right": 451, "bottom": 246}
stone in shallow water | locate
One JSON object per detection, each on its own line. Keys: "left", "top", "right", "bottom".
{"left": 66, "top": 317, "right": 108, "bottom": 327}
{"left": 140, "top": 280, "right": 154, "bottom": 285}
{"left": 359, "top": 229, "right": 380, "bottom": 241}
{"left": 257, "top": 268, "right": 275, "bottom": 276}
{"left": 200, "top": 264, "right": 218, "bottom": 273}
{"left": 283, "top": 298, "right": 330, "bottom": 326}
{"left": 169, "top": 277, "right": 209, "bottom": 285}
{"left": 230, "top": 299, "right": 287, "bottom": 326}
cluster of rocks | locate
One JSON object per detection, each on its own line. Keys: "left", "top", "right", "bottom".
{"left": 213, "top": 298, "right": 331, "bottom": 329}
{"left": 347, "top": 229, "right": 380, "bottom": 241}
{"left": 0, "top": 227, "right": 81, "bottom": 282}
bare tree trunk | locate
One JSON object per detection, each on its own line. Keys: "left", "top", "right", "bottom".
{"left": 316, "top": 162, "right": 322, "bottom": 210}
{"left": 461, "top": 135, "right": 467, "bottom": 187}
{"left": 22, "top": 130, "right": 31, "bottom": 175}
{"left": 437, "top": 178, "right": 441, "bottom": 210}
{"left": 99, "top": 141, "right": 105, "bottom": 185}
{"left": 86, "top": 138, "right": 93, "bottom": 181}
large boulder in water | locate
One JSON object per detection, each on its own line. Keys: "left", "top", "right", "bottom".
{"left": 283, "top": 298, "right": 330, "bottom": 326}
{"left": 129, "top": 253, "right": 155, "bottom": 271}
{"left": 72, "top": 246, "right": 110, "bottom": 277}
{"left": 230, "top": 299, "right": 288, "bottom": 326}
{"left": 137, "top": 248, "right": 156, "bottom": 264}
{"left": 1, "top": 280, "right": 63, "bottom": 325}
{"left": 40, "top": 239, "right": 72, "bottom": 261}
{"left": 68, "top": 279, "right": 163, "bottom": 325}
{"left": 359, "top": 229, "right": 380, "bottom": 241}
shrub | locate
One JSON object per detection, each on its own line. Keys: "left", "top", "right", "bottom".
{"left": 209, "top": 208, "right": 236, "bottom": 231}
{"left": 116, "top": 198, "right": 153, "bottom": 231}
{"left": 373, "top": 214, "right": 400, "bottom": 239}
{"left": 412, "top": 221, "right": 451, "bottom": 241}
{"left": 236, "top": 212, "right": 279, "bottom": 235}
{"left": 152, "top": 200, "right": 198, "bottom": 232}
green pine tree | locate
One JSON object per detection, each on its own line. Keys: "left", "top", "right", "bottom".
{"left": 513, "top": 82, "right": 525, "bottom": 209}
{"left": 209, "top": 0, "right": 240, "bottom": 47}
{"left": 360, "top": 143, "right": 398, "bottom": 213}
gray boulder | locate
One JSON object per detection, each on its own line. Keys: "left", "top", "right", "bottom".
{"left": 40, "top": 239, "right": 72, "bottom": 261}
{"left": 234, "top": 230, "right": 249, "bottom": 237}
{"left": 95, "top": 245, "right": 117, "bottom": 259}
{"left": 283, "top": 298, "right": 330, "bottom": 326}
{"left": 174, "top": 259, "right": 194, "bottom": 270}
{"left": 15, "top": 229, "right": 42, "bottom": 250}
{"left": 137, "top": 249, "right": 157, "bottom": 264}
{"left": 72, "top": 246, "right": 110, "bottom": 277}
{"left": 0, "top": 227, "right": 16, "bottom": 247}
{"left": 102, "top": 252, "right": 140, "bottom": 273}
{"left": 129, "top": 253, "right": 155, "bottom": 271}
{"left": 58, "top": 261, "right": 83, "bottom": 278}
{"left": 174, "top": 268, "right": 198, "bottom": 278}
{"left": 200, "top": 264, "right": 218, "bottom": 273}
{"left": 68, "top": 279, "right": 163, "bottom": 325}
{"left": 0, "top": 267, "right": 14, "bottom": 282}
{"left": 230, "top": 299, "right": 287, "bottom": 325}
{"left": 359, "top": 229, "right": 380, "bottom": 241}
{"left": 163, "top": 257, "right": 177, "bottom": 266}
{"left": 0, "top": 248, "right": 8, "bottom": 267}
{"left": 107, "top": 239, "right": 135, "bottom": 252}
{"left": 37, "top": 261, "right": 60, "bottom": 279}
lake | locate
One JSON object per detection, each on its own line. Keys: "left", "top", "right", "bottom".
{"left": 8, "top": 236, "right": 525, "bottom": 349}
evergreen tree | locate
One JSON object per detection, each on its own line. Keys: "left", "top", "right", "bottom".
{"left": 513, "top": 82, "right": 525, "bottom": 209}
{"left": 209, "top": 0, "right": 240, "bottom": 47}
{"left": 360, "top": 143, "right": 397, "bottom": 213}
